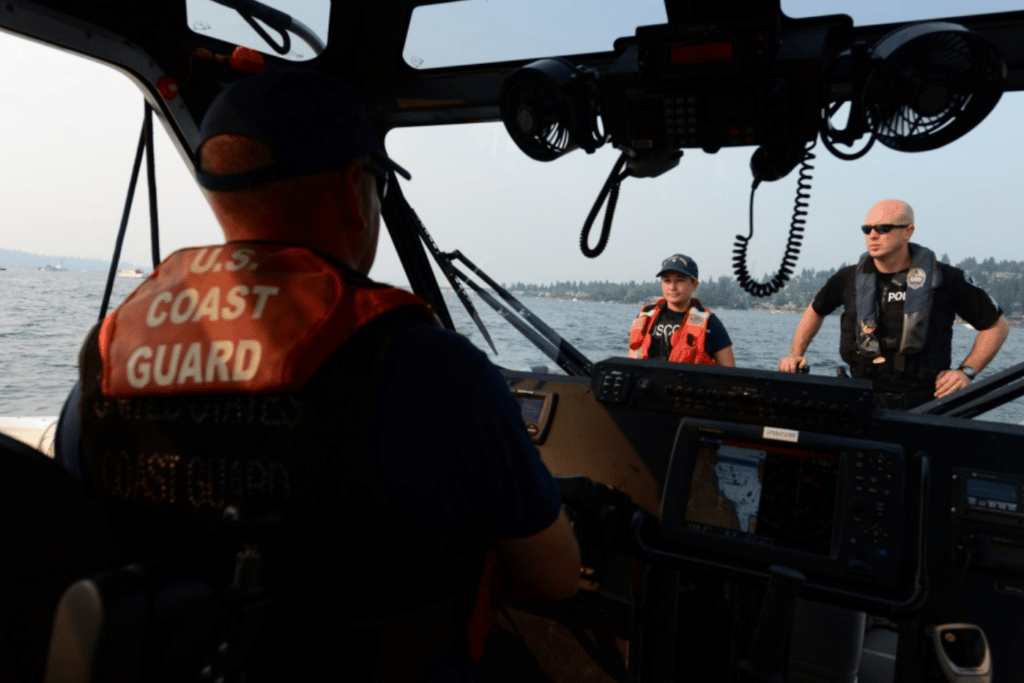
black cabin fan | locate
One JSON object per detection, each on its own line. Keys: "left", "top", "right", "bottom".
{"left": 863, "top": 21, "right": 1006, "bottom": 152}
{"left": 499, "top": 58, "right": 604, "bottom": 161}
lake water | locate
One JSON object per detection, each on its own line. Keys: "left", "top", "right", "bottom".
{"left": 3, "top": 266, "right": 1023, "bottom": 424}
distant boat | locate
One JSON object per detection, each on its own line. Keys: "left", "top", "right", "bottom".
{"left": 39, "top": 260, "right": 66, "bottom": 272}
{"left": 116, "top": 268, "right": 145, "bottom": 278}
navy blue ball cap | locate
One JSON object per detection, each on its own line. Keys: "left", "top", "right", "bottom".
{"left": 657, "top": 254, "right": 698, "bottom": 280}
{"left": 197, "top": 69, "right": 410, "bottom": 191}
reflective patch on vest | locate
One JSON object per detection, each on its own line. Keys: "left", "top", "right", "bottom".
{"left": 101, "top": 244, "right": 427, "bottom": 396}
{"left": 97, "top": 449, "right": 292, "bottom": 509}
{"left": 907, "top": 267, "right": 927, "bottom": 290}
{"left": 687, "top": 309, "right": 708, "bottom": 327}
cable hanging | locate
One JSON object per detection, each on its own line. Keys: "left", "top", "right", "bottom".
{"left": 579, "top": 152, "right": 629, "bottom": 258}
{"left": 732, "top": 138, "right": 816, "bottom": 297}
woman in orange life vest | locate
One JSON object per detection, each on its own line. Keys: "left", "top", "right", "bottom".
{"left": 628, "top": 254, "right": 736, "bottom": 366}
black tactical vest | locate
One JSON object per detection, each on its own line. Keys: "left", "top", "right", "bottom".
{"left": 840, "top": 268, "right": 957, "bottom": 392}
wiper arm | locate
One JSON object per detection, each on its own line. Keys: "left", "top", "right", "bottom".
{"left": 448, "top": 250, "right": 594, "bottom": 376}
{"left": 412, "top": 208, "right": 499, "bottom": 355}
{"left": 910, "top": 361, "right": 1024, "bottom": 418}
{"left": 412, "top": 213, "right": 594, "bottom": 377}
{"left": 210, "top": 0, "right": 326, "bottom": 56}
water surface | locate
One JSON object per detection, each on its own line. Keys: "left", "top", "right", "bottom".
{"left": 2, "top": 267, "right": 1022, "bottom": 425}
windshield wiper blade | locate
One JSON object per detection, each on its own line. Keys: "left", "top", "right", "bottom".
{"left": 411, "top": 212, "right": 593, "bottom": 377}
{"left": 411, "top": 208, "right": 498, "bottom": 355}
{"left": 443, "top": 258, "right": 589, "bottom": 376}
{"left": 448, "top": 250, "right": 594, "bottom": 376}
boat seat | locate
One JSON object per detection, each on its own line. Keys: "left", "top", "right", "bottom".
{"left": 45, "top": 554, "right": 274, "bottom": 683}
{"left": 0, "top": 431, "right": 114, "bottom": 682}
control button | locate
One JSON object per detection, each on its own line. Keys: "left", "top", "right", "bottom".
{"left": 989, "top": 501, "right": 998, "bottom": 509}
{"left": 882, "top": 489, "right": 891, "bottom": 497}
{"left": 855, "top": 475, "right": 865, "bottom": 482}
{"left": 848, "top": 537, "right": 858, "bottom": 545}
{"left": 855, "top": 462, "right": 865, "bottom": 469}
{"left": 998, "top": 502, "right": 1010, "bottom": 511}
{"left": 868, "top": 488, "right": 878, "bottom": 495}
{"left": 855, "top": 486, "right": 864, "bottom": 493}
{"left": 967, "top": 497, "right": 977, "bottom": 505}
{"left": 869, "top": 476, "right": 878, "bottom": 484}
{"left": 1011, "top": 504, "right": 1018, "bottom": 512}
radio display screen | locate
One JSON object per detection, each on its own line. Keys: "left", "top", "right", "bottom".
{"left": 683, "top": 438, "right": 840, "bottom": 556}
{"left": 966, "top": 478, "right": 1017, "bottom": 502}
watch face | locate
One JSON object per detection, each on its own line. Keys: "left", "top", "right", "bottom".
{"left": 961, "top": 366, "right": 976, "bottom": 379}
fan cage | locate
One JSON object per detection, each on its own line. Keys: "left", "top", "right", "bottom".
{"left": 863, "top": 25, "right": 1006, "bottom": 152}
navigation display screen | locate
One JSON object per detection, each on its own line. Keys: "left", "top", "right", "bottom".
{"left": 684, "top": 438, "right": 839, "bottom": 556}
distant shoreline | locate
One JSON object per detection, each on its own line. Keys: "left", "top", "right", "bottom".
{"left": 0, "top": 248, "right": 147, "bottom": 273}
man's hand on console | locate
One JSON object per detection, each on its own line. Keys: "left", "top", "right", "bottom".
{"left": 934, "top": 368, "right": 972, "bottom": 398}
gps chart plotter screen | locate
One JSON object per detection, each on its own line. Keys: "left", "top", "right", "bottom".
{"left": 684, "top": 438, "right": 839, "bottom": 556}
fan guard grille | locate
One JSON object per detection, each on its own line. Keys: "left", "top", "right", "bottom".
{"left": 864, "top": 25, "right": 1006, "bottom": 152}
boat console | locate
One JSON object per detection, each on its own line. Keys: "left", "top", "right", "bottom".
{"left": 504, "top": 359, "right": 1024, "bottom": 680}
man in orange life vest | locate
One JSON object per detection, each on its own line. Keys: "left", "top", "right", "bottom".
{"left": 57, "top": 69, "right": 580, "bottom": 682}
{"left": 628, "top": 254, "right": 736, "bottom": 366}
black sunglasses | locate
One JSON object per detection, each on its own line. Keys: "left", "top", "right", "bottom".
{"left": 861, "top": 223, "right": 910, "bottom": 235}
{"left": 361, "top": 161, "right": 390, "bottom": 200}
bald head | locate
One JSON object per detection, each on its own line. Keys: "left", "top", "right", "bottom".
{"left": 865, "top": 199, "right": 914, "bottom": 227}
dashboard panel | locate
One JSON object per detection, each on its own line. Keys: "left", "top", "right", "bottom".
{"left": 501, "top": 358, "right": 1024, "bottom": 681}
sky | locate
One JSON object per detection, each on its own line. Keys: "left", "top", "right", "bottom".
{"left": 2, "top": 0, "right": 1024, "bottom": 287}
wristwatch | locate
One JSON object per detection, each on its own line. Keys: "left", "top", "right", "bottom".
{"left": 958, "top": 365, "right": 977, "bottom": 380}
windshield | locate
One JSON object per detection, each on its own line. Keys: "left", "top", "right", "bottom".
{"left": 386, "top": 0, "right": 1024, "bottom": 424}
{"left": 3, "top": 2, "right": 1024, "bottom": 427}
{"left": 386, "top": 99, "right": 1024, "bottom": 402}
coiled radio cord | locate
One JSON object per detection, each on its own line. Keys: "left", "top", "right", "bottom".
{"left": 732, "top": 138, "right": 816, "bottom": 297}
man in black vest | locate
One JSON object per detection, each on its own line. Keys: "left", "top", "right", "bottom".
{"left": 57, "top": 69, "right": 580, "bottom": 681}
{"left": 778, "top": 198, "right": 1009, "bottom": 409}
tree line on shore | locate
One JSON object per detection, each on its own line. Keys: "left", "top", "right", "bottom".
{"left": 505, "top": 255, "right": 1024, "bottom": 316}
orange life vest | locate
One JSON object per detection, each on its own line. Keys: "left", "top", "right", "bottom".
{"left": 627, "top": 297, "right": 716, "bottom": 365}
{"left": 97, "top": 242, "right": 432, "bottom": 397}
